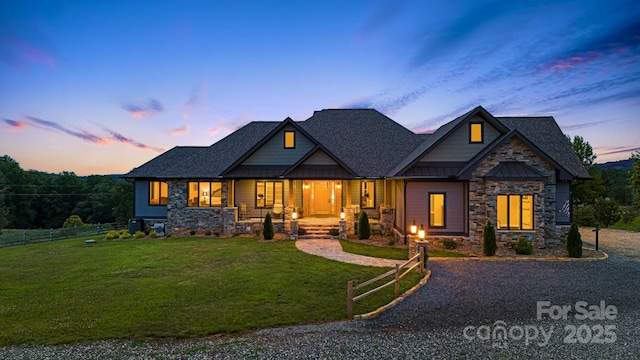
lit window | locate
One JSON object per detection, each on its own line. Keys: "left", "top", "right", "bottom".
{"left": 187, "top": 181, "right": 222, "bottom": 207}
{"left": 256, "top": 181, "right": 283, "bottom": 208}
{"left": 429, "top": 193, "right": 445, "bottom": 227}
{"left": 361, "top": 181, "right": 375, "bottom": 208}
{"left": 284, "top": 131, "right": 295, "bottom": 148}
{"left": 497, "top": 195, "right": 534, "bottom": 230}
{"left": 149, "top": 181, "right": 168, "bottom": 205}
{"left": 470, "top": 123, "right": 483, "bottom": 143}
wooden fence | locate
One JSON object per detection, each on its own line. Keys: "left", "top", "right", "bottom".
{"left": 347, "top": 247, "right": 426, "bottom": 320}
{"left": 0, "top": 222, "right": 126, "bottom": 248}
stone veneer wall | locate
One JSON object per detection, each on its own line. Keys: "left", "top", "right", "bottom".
{"left": 379, "top": 207, "right": 395, "bottom": 235}
{"left": 468, "top": 137, "right": 561, "bottom": 246}
{"left": 166, "top": 180, "right": 231, "bottom": 234}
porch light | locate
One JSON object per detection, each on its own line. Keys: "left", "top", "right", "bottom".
{"left": 336, "top": 182, "right": 342, "bottom": 189}
{"left": 418, "top": 224, "right": 425, "bottom": 240}
{"left": 292, "top": 211, "right": 297, "bottom": 220}
{"left": 340, "top": 210, "right": 345, "bottom": 220}
{"left": 410, "top": 220, "right": 417, "bottom": 234}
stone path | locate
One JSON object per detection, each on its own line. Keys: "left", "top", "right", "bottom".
{"left": 295, "top": 239, "right": 404, "bottom": 267}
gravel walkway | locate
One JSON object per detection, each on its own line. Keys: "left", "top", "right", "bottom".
{"left": 2, "top": 241, "right": 639, "bottom": 359}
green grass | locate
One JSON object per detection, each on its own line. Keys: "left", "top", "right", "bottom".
{"left": 340, "top": 239, "right": 470, "bottom": 259}
{"left": 0, "top": 237, "right": 423, "bottom": 345}
{"left": 610, "top": 216, "right": 640, "bottom": 232}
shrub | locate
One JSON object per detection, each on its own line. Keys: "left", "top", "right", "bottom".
{"left": 134, "top": 230, "right": 145, "bottom": 239}
{"left": 442, "top": 238, "right": 457, "bottom": 250}
{"left": 205, "top": 230, "right": 212, "bottom": 236}
{"left": 357, "top": 211, "right": 370, "bottom": 240}
{"left": 105, "top": 230, "right": 119, "bottom": 240}
{"left": 149, "top": 230, "right": 157, "bottom": 238}
{"left": 594, "top": 197, "right": 621, "bottom": 227}
{"left": 189, "top": 230, "right": 196, "bottom": 236}
{"left": 483, "top": 221, "right": 497, "bottom": 256}
{"left": 263, "top": 212, "right": 274, "bottom": 240}
{"left": 514, "top": 236, "right": 533, "bottom": 255}
{"left": 63, "top": 215, "right": 85, "bottom": 228}
{"left": 119, "top": 231, "right": 131, "bottom": 239}
{"left": 387, "top": 237, "right": 396, "bottom": 246}
{"left": 298, "top": 227, "right": 307, "bottom": 235}
{"left": 328, "top": 228, "right": 339, "bottom": 236}
{"left": 573, "top": 205, "right": 596, "bottom": 227}
{"left": 566, "top": 223, "right": 582, "bottom": 258}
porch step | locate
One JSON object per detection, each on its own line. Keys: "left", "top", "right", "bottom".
{"left": 298, "top": 223, "right": 340, "bottom": 240}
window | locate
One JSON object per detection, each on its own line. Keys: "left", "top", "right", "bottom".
{"left": 149, "top": 181, "right": 168, "bottom": 205}
{"left": 256, "top": 181, "right": 283, "bottom": 208}
{"left": 429, "top": 193, "right": 446, "bottom": 228}
{"left": 361, "top": 180, "right": 375, "bottom": 208}
{"left": 187, "top": 181, "right": 222, "bottom": 207}
{"left": 470, "top": 122, "right": 483, "bottom": 143}
{"left": 284, "top": 131, "right": 295, "bottom": 148}
{"left": 497, "top": 195, "right": 534, "bottom": 230}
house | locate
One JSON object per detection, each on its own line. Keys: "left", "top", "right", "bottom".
{"left": 123, "top": 106, "right": 590, "bottom": 246}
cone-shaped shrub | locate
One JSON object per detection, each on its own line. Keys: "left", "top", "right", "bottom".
{"left": 483, "top": 221, "right": 497, "bottom": 256}
{"left": 263, "top": 212, "right": 275, "bottom": 240}
{"left": 566, "top": 223, "right": 582, "bottom": 258}
{"left": 357, "top": 211, "right": 370, "bottom": 240}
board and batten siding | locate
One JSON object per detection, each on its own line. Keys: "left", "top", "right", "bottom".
{"left": 405, "top": 181, "right": 466, "bottom": 234}
{"left": 421, "top": 115, "right": 502, "bottom": 162}
{"left": 134, "top": 180, "right": 167, "bottom": 218}
{"left": 395, "top": 180, "right": 405, "bottom": 231}
{"left": 242, "top": 125, "right": 315, "bottom": 166}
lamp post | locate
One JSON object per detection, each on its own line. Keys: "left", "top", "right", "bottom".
{"left": 410, "top": 219, "right": 417, "bottom": 235}
{"left": 418, "top": 224, "right": 425, "bottom": 240}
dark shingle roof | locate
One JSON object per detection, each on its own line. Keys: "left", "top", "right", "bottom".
{"left": 122, "top": 122, "right": 280, "bottom": 179}
{"left": 299, "top": 109, "right": 424, "bottom": 177}
{"left": 497, "top": 117, "right": 591, "bottom": 179}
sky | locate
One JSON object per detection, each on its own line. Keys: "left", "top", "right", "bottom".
{"left": 1, "top": 0, "right": 639, "bottom": 176}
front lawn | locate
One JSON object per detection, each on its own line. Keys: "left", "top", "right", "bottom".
{"left": 340, "top": 239, "right": 470, "bottom": 259}
{"left": 0, "top": 237, "right": 423, "bottom": 345}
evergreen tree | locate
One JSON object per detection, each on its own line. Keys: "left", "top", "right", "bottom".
{"left": 566, "top": 223, "right": 583, "bottom": 258}
{"left": 263, "top": 212, "right": 274, "bottom": 240}
{"left": 483, "top": 221, "right": 497, "bottom": 256}
{"left": 357, "top": 211, "right": 370, "bottom": 240}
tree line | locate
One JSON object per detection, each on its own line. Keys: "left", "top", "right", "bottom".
{"left": 0, "top": 155, "right": 132, "bottom": 231}
{"left": 569, "top": 136, "right": 640, "bottom": 227}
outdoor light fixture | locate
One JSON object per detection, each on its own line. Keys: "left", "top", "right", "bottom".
{"left": 418, "top": 224, "right": 425, "bottom": 239}
{"left": 340, "top": 210, "right": 345, "bottom": 220}
{"left": 292, "top": 211, "right": 297, "bottom": 220}
{"left": 410, "top": 219, "right": 417, "bottom": 234}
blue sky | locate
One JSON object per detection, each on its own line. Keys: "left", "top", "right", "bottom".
{"left": 1, "top": 0, "right": 639, "bottom": 175}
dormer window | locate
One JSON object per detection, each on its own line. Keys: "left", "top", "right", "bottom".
{"left": 284, "top": 131, "right": 295, "bottom": 149}
{"left": 470, "top": 122, "right": 483, "bottom": 143}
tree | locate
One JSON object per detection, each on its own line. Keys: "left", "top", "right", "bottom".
{"left": 0, "top": 155, "right": 36, "bottom": 228}
{"left": 630, "top": 152, "right": 640, "bottom": 205}
{"left": 593, "top": 197, "right": 621, "bottom": 227}
{"left": 483, "top": 221, "right": 497, "bottom": 256}
{"left": 263, "top": 212, "right": 274, "bottom": 240}
{"left": 567, "top": 135, "right": 596, "bottom": 168}
{"left": 63, "top": 215, "right": 85, "bottom": 228}
{"left": 566, "top": 223, "right": 582, "bottom": 258}
{"left": 112, "top": 181, "right": 133, "bottom": 224}
{"left": 357, "top": 211, "right": 370, "bottom": 239}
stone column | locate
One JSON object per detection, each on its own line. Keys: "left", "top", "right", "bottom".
{"left": 290, "top": 220, "right": 299, "bottom": 240}
{"left": 344, "top": 207, "right": 355, "bottom": 235}
{"left": 339, "top": 220, "right": 346, "bottom": 240}
{"left": 223, "top": 207, "right": 237, "bottom": 235}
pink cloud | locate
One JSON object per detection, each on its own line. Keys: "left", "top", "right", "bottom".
{"left": 170, "top": 125, "right": 189, "bottom": 136}
{"left": 0, "top": 32, "right": 56, "bottom": 69}
{"left": 122, "top": 99, "right": 164, "bottom": 118}
{"left": 3, "top": 118, "right": 28, "bottom": 130}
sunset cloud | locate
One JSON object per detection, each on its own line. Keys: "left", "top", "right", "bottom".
{"left": 0, "top": 25, "right": 56, "bottom": 69}
{"left": 122, "top": 99, "right": 164, "bottom": 118}
{"left": 596, "top": 146, "right": 640, "bottom": 156}
{"left": 182, "top": 81, "right": 207, "bottom": 119}
{"left": 3, "top": 118, "right": 27, "bottom": 130}
{"left": 170, "top": 125, "right": 189, "bottom": 136}
{"left": 100, "top": 127, "right": 165, "bottom": 152}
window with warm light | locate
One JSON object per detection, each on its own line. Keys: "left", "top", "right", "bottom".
{"left": 497, "top": 195, "right": 534, "bottom": 230}
{"left": 284, "top": 131, "right": 295, "bottom": 149}
{"left": 470, "top": 122, "right": 483, "bottom": 143}
{"left": 429, "top": 193, "right": 446, "bottom": 228}
{"left": 256, "top": 180, "right": 283, "bottom": 208}
{"left": 149, "top": 181, "right": 168, "bottom": 205}
{"left": 187, "top": 181, "right": 222, "bottom": 207}
{"left": 361, "top": 180, "right": 375, "bottom": 208}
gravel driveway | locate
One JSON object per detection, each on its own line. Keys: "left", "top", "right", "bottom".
{"left": 2, "top": 240, "right": 639, "bottom": 359}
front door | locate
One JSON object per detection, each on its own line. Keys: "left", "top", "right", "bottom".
{"left": 314, "top": 181, "right": 333, "bottom": 215}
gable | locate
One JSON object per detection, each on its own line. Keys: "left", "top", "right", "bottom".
{"left": 420, "top": 114, "right": 502, "bottom": 162}
{"left": 241, "top": 124, "right": 315, "bottom": 166}
{"left": 301, "top": 149, "right": 337, "bottom": 165}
